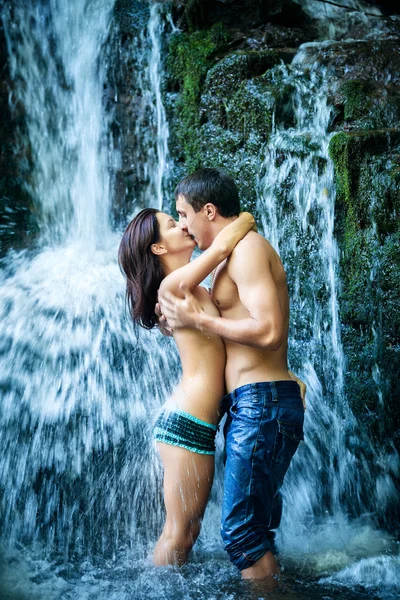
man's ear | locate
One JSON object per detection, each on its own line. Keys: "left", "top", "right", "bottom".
{"left": 204, "top": 203, "right": 217, "bottom": 221}
{"left": 151, "top": 243, "right": 167, "bottom": 256}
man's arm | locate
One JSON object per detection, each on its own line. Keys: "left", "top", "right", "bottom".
{"left": 159, "top": 236, "right": 285, "bottom": 349}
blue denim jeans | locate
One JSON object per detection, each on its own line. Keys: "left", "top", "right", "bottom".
{"left": 220, "top": 381, "right": 304, "bottom": 571}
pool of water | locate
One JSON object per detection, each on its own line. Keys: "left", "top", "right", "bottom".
{"left": 1, "top": 529, "right": 399, "bottom": 600}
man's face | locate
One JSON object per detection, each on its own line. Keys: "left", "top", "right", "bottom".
{"left": 176, "top": 194, "right": 213, "bottom": 250}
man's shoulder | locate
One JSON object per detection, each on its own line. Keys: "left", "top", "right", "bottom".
{"left": 226, "top": 231, "right": 279, "bottom": 279}
{"left": 231, "top": 230, "right": 273, "bottom": 256}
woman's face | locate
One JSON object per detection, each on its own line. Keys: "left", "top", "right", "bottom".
{"left": 156, "top": 212, "right": 196, "bottom": 255}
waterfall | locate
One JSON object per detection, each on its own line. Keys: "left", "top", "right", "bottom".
{"left": 0, "top": 1, "right": 399, "bottom": 599}
{"left": 148, "top": 3, "right": 170, "bottom": 210}
{"left": 2, "top": 0, "right": 116, "bottom": 249}
{"left": 131, "top": 2, "right": 171, "bottom": 211}
{"left": 0, "top": 0, "right": 179, "bottom": 560}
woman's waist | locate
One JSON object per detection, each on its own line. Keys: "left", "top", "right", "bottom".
{"left": 178, "top": 368, "right": 225, "bottom": 393}
{"left": 165, "top": 385, "right": 223, "bottom": 426}
{"left": 179, "top": 356, "right": 225, "bottom": 378}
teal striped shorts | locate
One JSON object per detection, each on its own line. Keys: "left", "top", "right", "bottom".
{"left": 154, "top": 409, "right": 218, "bottom": 455}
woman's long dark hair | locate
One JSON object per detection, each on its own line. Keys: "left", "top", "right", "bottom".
{"left": 118, "top": 208, "right": 164, "bottom": 329}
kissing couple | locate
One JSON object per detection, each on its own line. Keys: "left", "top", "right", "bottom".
{"left": 119, "top": 167, "right": 305, "bottom": 581}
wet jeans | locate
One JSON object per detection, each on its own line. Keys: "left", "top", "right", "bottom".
{"left": 221, "top": 381, "right": 304, "bottom": 571}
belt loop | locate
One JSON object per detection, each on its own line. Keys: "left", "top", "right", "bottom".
{"left": 271, "top": 382, "right": 278, "bottom": 402}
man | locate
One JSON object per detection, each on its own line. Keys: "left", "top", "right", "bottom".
{"left": 159, "top": 168, "right": 305, "bottom": 580}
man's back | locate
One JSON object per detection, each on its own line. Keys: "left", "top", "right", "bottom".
{"left": 211, "top": 231, "right": 290, "bottom": 392}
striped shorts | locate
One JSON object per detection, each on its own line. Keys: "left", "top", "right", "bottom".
{"left": 154, "top": 409, "right": 217, "bottom": 455}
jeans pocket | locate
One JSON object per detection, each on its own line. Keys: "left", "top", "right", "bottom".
{"left": 277, "top": 419, "right": 304, "bottom": 444}
{"left": 272, "top": 419, "right": 304, "bottom": 466}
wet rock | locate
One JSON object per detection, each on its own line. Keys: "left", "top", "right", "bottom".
{"left": 0, "top": 20, "right": 38, "bottom": 255}
{"left": 329, "top": 130, "right": 400, "bottom": 450}
{"left": 114, "top": 0, "right": 150, "bottom": 36}
{"left": 199, "top": 51, "right": 281, "bottom": 126}
{"left": 299, "top": 38, "right": 400, "bottom": 84}
{"left": 172, "top": 0, "right": 310, "bottom": 32}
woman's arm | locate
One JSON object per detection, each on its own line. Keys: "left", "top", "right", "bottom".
{"left": 160, "top": 212, "right": 255, "bottom": 295}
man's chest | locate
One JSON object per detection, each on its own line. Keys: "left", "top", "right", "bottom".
{"left": 211, "top": 261, "right": 238, "bottom": 312}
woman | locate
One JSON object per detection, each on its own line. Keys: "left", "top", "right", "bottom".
{"left": 118, "top": 208, "right": 255, "bottom": 566}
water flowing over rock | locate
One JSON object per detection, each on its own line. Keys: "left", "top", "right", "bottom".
{"left": 0, "top": 1, "right": 399, "bottom": 599}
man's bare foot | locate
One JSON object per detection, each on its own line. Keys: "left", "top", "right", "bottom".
{"left": 241, "top": 551, "right": 280, "bottom": 580}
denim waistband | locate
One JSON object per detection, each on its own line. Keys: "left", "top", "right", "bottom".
{"left": 222, "top": 380, "right": 301, "bottom": 407}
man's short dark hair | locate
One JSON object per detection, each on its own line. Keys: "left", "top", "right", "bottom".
{"left": 175, "top": 168, "right": 240, "bottom": 217}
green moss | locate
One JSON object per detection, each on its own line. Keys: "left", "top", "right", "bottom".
{"left": 168, "top": 23, "right": 229, "bottom": 170}
{"left": 226, "top": 78, "right": 275, "bottom": 142}
{"left": 338, "top": 80, "right": 400, "bottom": 130}
{"left": 329, "top": 130, "right": 400, "bottom": 231}
{"left": 329, "top": 132, "right": 360, "bottom": 235}
{"left": 330, "top": 129, "right": 400, "bottom": 448}
{"left": 342, "top": 80, "right": 372, "bottom": 122}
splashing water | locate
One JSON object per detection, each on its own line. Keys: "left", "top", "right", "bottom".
{"left": 0, "top": 0, "right": 179, "bottom": 561}
{"left": 0, "top": 2, "right": 399, "bottom": 600}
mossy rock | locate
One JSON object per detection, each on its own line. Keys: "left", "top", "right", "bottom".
{"left": 167, "top": 23, "right": 230, "bottom": 171}
{"left": 300, "top": 39, "right": 400, "bottom": 85}
{"left": 114, "top": 0, "right": 150, "bottom": 35}
{"left": 168, "top": 23, "right": 230, "bottom": 94}
{"left": 330, "top": 131, "right": 400, "bottom": 451}
{"left": 342, "top": 80, "right": 373, "bottom": 122}
{"left": 329, "top": 130, "right": 400, "bottom": 226}
{"left": 200, "top": 50, "right": 281, "bottom": 126}
{"left": 225, "top": 78, "right": 275, "bottom": 142}
{"left": 337, "top": 80, "right": 400, "bottom": 130}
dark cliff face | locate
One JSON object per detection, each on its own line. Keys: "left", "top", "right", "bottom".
{"left": 0, "top": 19, "right": 38, "bottom": 254}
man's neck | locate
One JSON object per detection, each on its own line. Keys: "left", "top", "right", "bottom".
{"left": 210, "top": 214, "right": 238, "bottom": 240}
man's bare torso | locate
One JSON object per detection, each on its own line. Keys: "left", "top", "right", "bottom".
{"left": 211, "top": 232, "right": 291, "bottom": 392}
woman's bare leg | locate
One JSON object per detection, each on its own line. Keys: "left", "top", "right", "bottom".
{"left": 153, "top": 442, "right": 214, "bottom": 566}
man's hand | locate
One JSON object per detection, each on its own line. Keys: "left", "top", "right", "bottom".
{"left": 288, "top": 370, "right": 307, "bottom": 410}
{"left": 155, "top": 302, "right": 173, "bottom": 337}
{"left": 158, "top": 284, "right": 204, "bottom": 330}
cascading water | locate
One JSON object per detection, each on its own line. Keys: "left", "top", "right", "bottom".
{"left": 2, "top": 0, "right": 116, "bottom": 248}
{"left": 0, "top": 1, "right": 399, "bottom": 599}
{"left": 129, "top": 2, "right": 171, "bottom": 211}
{"left": 0, "top": 0, "right": 179, "bottom": 574}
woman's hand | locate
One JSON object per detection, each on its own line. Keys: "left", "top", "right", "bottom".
{"left": 239, "top": 212, "right": 257, "bottom": 232}
{"left": 215, "top": 212, "right": 256, "bottom": 256}
{"left": 288, "top": 370, "right": 307, "bottom": 410}
{"left": 155, "top": 301, "right": 173, "bottom": 337}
